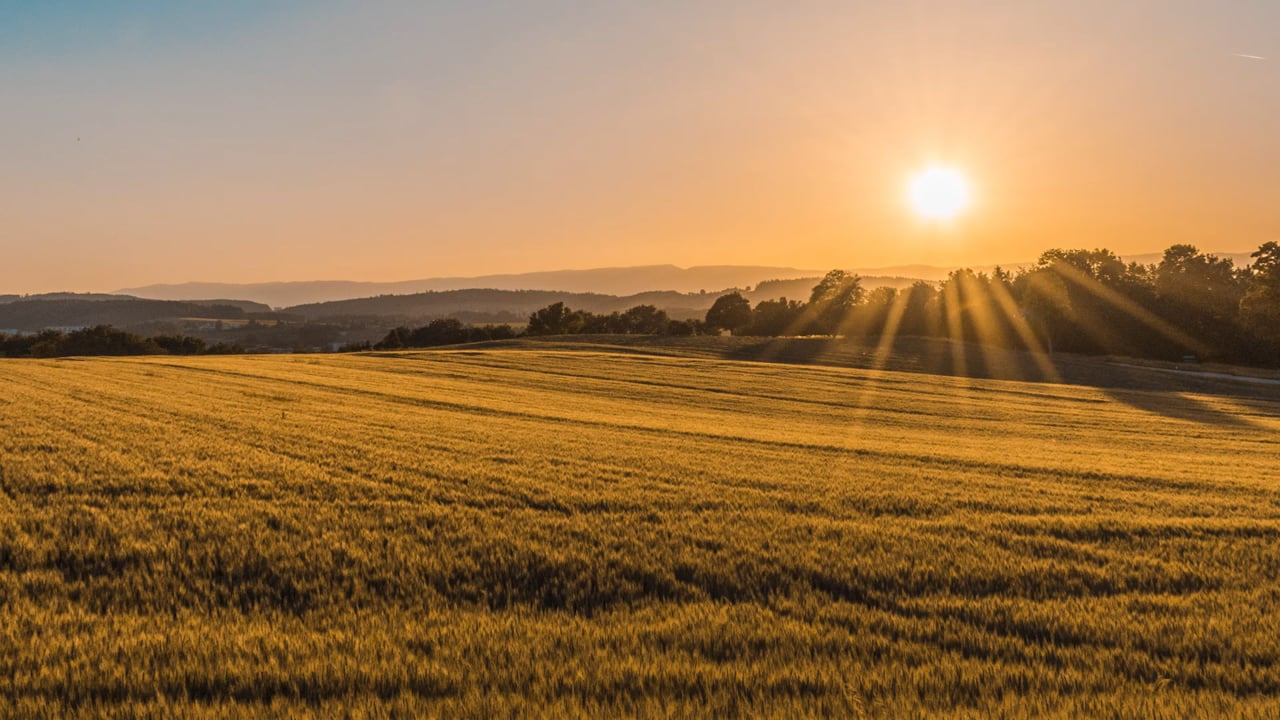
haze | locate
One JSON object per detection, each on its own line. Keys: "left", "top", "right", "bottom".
{"left": 3, "top": 1, "right": 1276, "bottom": 294}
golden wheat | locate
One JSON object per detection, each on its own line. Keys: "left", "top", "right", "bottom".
{"left": 1, "top": 345, "right": 1278, "bottom": 717}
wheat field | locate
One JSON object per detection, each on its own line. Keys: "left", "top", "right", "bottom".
{"left": 1, "top": 344, "right": 1279, "bottom": 717}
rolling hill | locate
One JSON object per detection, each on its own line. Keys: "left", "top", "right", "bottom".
{"left": 0, "top": 296, "right": 272, "bottom": 332}
{"left": 280, "top": 277, "right": 922, "bottom": 324}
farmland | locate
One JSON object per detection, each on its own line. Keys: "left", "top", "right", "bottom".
{"left": 1, "top": 339, "right": 1279, "bottom": 717}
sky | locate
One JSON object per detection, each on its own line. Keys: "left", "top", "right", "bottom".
{"left": 2, "top": 1, "right": 1278, "bottom": 293}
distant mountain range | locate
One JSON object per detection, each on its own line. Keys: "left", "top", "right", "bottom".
{"left": 0, "top": 293, "right": 269, "bottom": 311}
{"left": 116, "top": 265, "right": 828, "bottom": 309}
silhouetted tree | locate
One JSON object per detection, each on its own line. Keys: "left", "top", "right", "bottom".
{"left": 374, "top": 326, "right": 412, "bottom": 350}
{"left": 374, "top": 319, "right": 519, "bottom": 349}
{"left": 1241, "top": 241, "right": 1280, "bottom": 342}
{"left": 60, "top": 326, "right": 163, "bottom": 357}
{"left": 852, "top": 287, "right": 899, "bottom": 338}
{"left": 205, "top": 342, "right": 245, "bottom": 354}
{"left": 527, "top": 302, "right": 583, "bottom": 336}
{"left": 704, "top": 293, "right": 753, "bottom": 335}
{"left": 1015, "top": 249, "right": 1172, "bottom": 356}
{"left": 621, "top": 305, "right": 670, "bottom": 335}
{"left": 666, "top": 319, "right": 700, "bottom": 336}
{"left": 409, "top": 318, "right": 469, "bottom": 346}
{"left": 898, "top": 281, "right": 941, "bottom": 338}
{"left": 1153, "top": 245, "right": 1247, "bottom": 354}
{"left": 807, "top": 270, "right": 864, "bottom": 335}
{"left": 152, "top": 334, "right": 208, "bottom": 355}
{"left": 1036, "top": 248, "right": 1128, "bottom": 285}
{"left": 1015, "top": 267, "right": 1073, "bottom": 354}
{"left": 747, "top": 297, "right": 804, "bottom": 336}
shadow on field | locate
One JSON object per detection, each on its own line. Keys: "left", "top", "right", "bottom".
{"left": 724, "top": 338, "right": 842, "bottom": 368}
{"left": 408, "top": 335, "right": 1280, "bottom": 417}
{"left": 1101, "top": 387, "right": 1261, "bottom": 429}
{"left": 723, "top": 335, "right": 1280, "bottom": 403}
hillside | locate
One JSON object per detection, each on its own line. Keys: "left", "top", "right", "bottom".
{"left": 283, "top": 276, "right": 920, "bottom": 324}
{"left": 0, "top": 292, "right": 131, "bottom": 304}
{"left": 283, "top": 288, "right": 716, "bottom": 323}
{"left": 1, "top": 347, "right": 1277, "bottom": 715}
{"left": 0, "top": 296, "right": 270, "bottom": 332}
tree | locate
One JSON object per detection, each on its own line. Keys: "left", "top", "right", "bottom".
{"left": 666, "top": 319, "right": 700, "bottom": 336}
{"left": 704, "top": 293, "right": 753, "bottom": 335}
{"left": 898, "top": 281, "right": 940, "bottom": 338}
{"left": 807, "top": 270, "right": 864, "bottom": 335}
{"left": 374, "top": 319, "right": 518, "bottom": 350}
{"left": 1153, "top": 245, "right": 1246, "bottom": 353}
{"left": 410, "top": 318, "right": 469, "bottom": 346}
{"left": 621, "top": 305, "right": 669, "bottom": 335}
{"left": 1241, "top": 241, "right": 1280, "bottom": 341}
{"left": 526, "top": 302, "right": 583, "bottom": 336}
{"left": 374, "top": 326, "right": 411, "bottom": 350}
{"left": 581, "top": 312, "right": 626, "bottom": 334}
{"left": 1016, "top": 268, "right": 1072, "bottom": 354}
{"left": 1026, "top": 248, "right": 1171, "bottom": 356}
{"left": 1036, "top": 248, "right": 1127, "bottom": 284}
{"left": 58, "top": 325, "right": 162, "bottom": 357}
{"left": 1156, "top": 245, "right": 1243, "bottom": 318}
{"left": 152, "top": 334, "right": 208, "bottom": 355}
{"left": 857, "top": 286, "right": 899, "bottom": 337}
{"left": 747, "top": 297, "right": 803, "bottom": 336}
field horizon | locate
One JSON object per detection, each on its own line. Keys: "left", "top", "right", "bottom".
{"left": 2, "top": 339, "right": 1278, "bottom": 716}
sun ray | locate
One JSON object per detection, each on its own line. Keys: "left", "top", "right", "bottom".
{"left": 843, "top": 286, "right": 916, "bottom": 415}
{"left": 955, "top": 271, "right": 1026, "bottom": 382}
{"left": 942, "top": 278, "right": 969, "bottom": 378}
{"left": 983, "top": 276, "right": 1063, "bottom": 383}
{"left": 1048, "top": 262, "right": 1211, "bottom": 357}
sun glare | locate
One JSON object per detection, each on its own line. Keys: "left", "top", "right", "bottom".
{"left": 909, "top": 166, "right": 971, "bottom": 221}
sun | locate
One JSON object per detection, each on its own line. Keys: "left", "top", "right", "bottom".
{"left": 909, "top": 166, "right": 971, "bottom": 221}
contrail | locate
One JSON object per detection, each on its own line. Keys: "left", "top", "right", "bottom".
{"left": 1233, "top": 53, "right": 1266, "bottom": 60}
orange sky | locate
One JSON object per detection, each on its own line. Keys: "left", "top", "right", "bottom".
{"left": 2, "top": 2, "right": 1277, "bottom": 293}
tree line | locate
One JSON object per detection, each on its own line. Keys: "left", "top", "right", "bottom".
{"left": 702, "top": 243, "right": 1280, "bottom": 364}
{"left": 525, "top": 303, "right": 703, "bottom": 337}
{"left": 0, "top": 326, "right": 243, "bottom": 358}
{"left": 363, "top": 305, "right": 705, "bottom": 351}
{"left": 365, "top": 319, "right": 520, "bottom": 351}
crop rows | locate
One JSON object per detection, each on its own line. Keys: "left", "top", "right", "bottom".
{"left": 1, "top": 348, "right": 1278, "bottom": 717}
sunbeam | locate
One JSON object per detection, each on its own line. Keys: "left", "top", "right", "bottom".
{"left": 942, "top": 278, "right": 969, "bottom": 379}
{"left": 983, "top": 276, "right": 1064, "bottom": 383}
{"left": 1048, "top": 262, "right": 1212, "bottom": 357}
